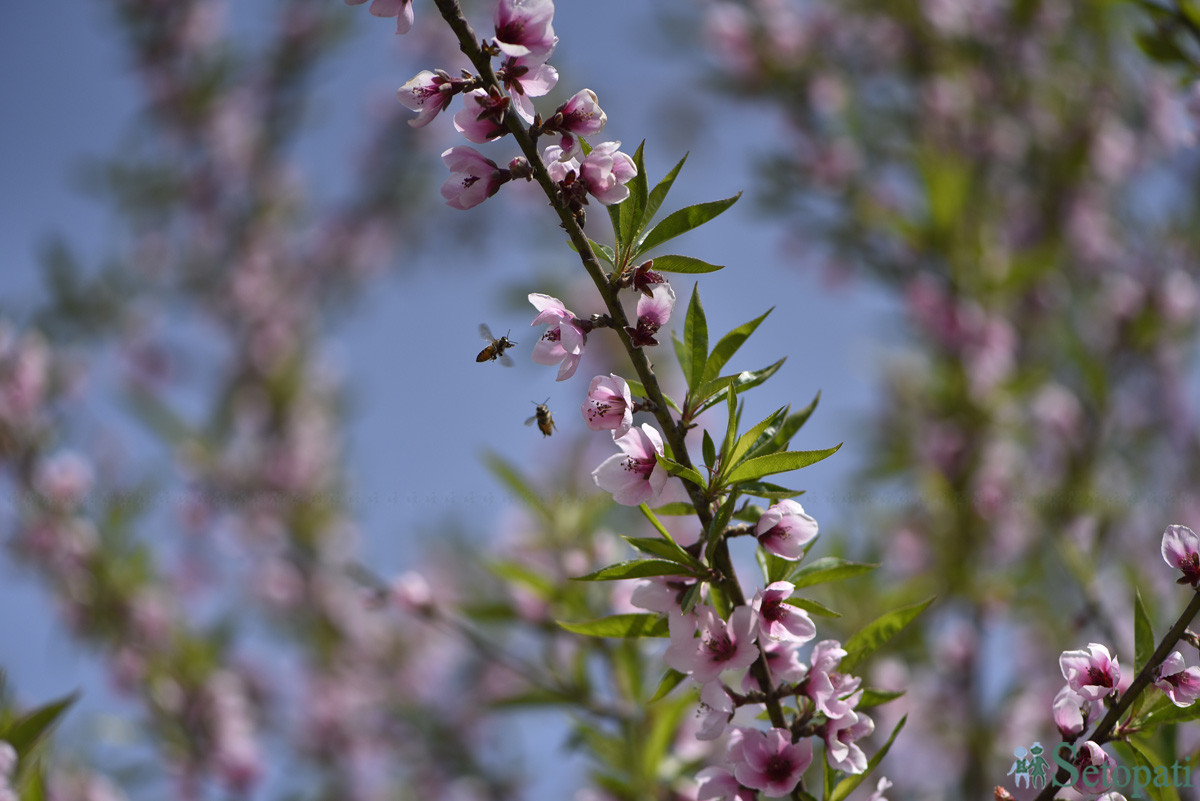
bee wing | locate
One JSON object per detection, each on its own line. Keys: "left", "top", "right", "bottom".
{"left": 499, "top": 352, "right": 515, "bottom": 367}
{"left": 479, "top": 323, "right": 495, "bottom": 341}
{"left": 525, "top": 414, "right": 538, "bottom": 426}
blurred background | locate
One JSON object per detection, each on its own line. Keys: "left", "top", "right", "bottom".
{"left": 1, "top": 1, "right": 1199, "bottom": 799}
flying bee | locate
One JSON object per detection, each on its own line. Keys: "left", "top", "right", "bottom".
{"left": 525, "top": 399, "right": 556, "bottom": 437}
{"left": 476, "top": 324, "right": 517, "bottom": 366}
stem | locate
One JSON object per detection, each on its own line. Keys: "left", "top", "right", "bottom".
{"left": 1031, "top": 588, "right": 1200, "bottom": 801}
{"left": 427, "top": 0, "right": 793, "bottom": 748}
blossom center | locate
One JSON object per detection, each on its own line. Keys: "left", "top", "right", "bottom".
{"left": 1086, "top": 666, "right": 1112, "bottom": 687}
{"left": 622, "top": 454, "right": 655, "bottom": 478}
{"left": 703, "top": 631, "right": 736, "bottom": 663}
{"left": 764, "top": 753, "right": 797, "bottom": 782}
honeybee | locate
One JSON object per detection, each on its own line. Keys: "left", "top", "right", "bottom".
{"left": 525, "top": 400, "right": 556, "bottom": 437}
{"left": 476, "top": 324, "right": 516, "bottom": 366}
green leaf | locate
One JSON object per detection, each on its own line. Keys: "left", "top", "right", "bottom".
{"left": 705, "top": 492, "right": 739, "bottom": 565}
{"left": 727, "top": 406, "right": 789, "bottom": 470}
{"left": 1142, "top": 698, "right": 1200, "bottom": 728}
{"left": 683, "top": 284, "right": 708, "bottom": 392}
{"left": 649, "top": 668, "right": 688, "bottom": 702}
{"left": 701, "top": 308, "right": 773, "bottom": 385}
{"left": 649, "top": 254, "right": 725, "bottom": 273}
{"left": 1135, "top": 590, "right": 1155, "bottom": 671}
{"left": 651, "top": 502, "right": 695, "bottom": 516}
{"left": 1119, "top": 737, "right": 1178, "bottom": 801}
{"left": 828, "top": 716, "right": 906, "bottom": 801}
{"left": 645, "top": 153, "right": 688, "bottom": 230}
{"left": 680, "top": 581, "right": 703, "bottom": 613}
{"left": 738, "top": 481, "right": 804, "bottom": 500}
{"left": 702, "top": 429, "right": 717, "bottom": 469}
{"left": 589, "top": 239, "right": 615, "bottom": 265}
{"left": 657, "top": 455, "right": 707, "bottom": 489}
{"left": 4, "top": 692, "right": 78, "bottom": 756}
{"left": 573, "top": 559, "right": 696, "bottom": 581}
{"left": 857, "top": 688, "right": 906, "bottom": 708}
{"left": 672, "top": 331, "right": 690, "bottom": 389}
{"left": 557, "top": 614, "right": 669, "bottom": 638}
{"left": 695, "top": 358, "right": 787, "bottom": 415}
{"left": 840, "top": 598, "right": 935, "bottom": 674}
{"left": 623, "top": 536, "right": 697, "bottom": 565}
{"left": 756, "top": 548, "right": 793, "bottom": 586}
{"left": 789, "top": 557, "right": 878, "bottom": 589}
{"left": 637, "top": 193, "right": 742, "bottom": 255}
{"left": 617, "top": 142, "right": 649, "bottom": 257}
{"left": 788, "top": 597, "right": 841, "bottom": 618}
{"left": 766, "top": 391, "right": 820, "bottom": 452}
{"left": 725, "top": 445, "right": 841, "bottom": 484}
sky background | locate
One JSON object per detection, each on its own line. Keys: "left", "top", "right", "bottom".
{"left": 0, "top": 1, "right": 904, "bottom": 795}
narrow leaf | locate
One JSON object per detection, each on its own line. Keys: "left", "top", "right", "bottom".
{"left": 649, "top": 668, "right": 688, "bottom": 702}
{"left": 589, "top": 239, "right": 615, "bottom": 265}
{"left": 857, "top": 688, "right": 906, "bottom": 708}
{"left": 637, "top": 193, "right": 742, "bottom": 255}
{"left": 650, "top": 254, "right": 725, "bottom": 274}
{"left": 787, "top": 597, "right": 841, "bottom": 618}
{"left": 728, "top": 406, "right": 789, "bottom": 469}
{"left": 652, "top": 502, "right": 696, "bottom": 516}
{"left": 789, "top": 557, "right": 878, "bottom": 589}
{"left": 624, "top": 536, "right": 698, "bottom": 566}
{"left": 618, "top": 142, "right": 649, "bottom": 257}
{"left": 4, "top": 692, "right": 78, "bottom": 755}
{"left": 695, "top": 358, "right": 787, "bottom": 415}
{"left": 657, "top": 455, "right": 707, "bottom": 490}
{"left": 702, "top": 429, "right": 717, "bottom": 469}
{"left": 840, "top": 598, "right": 935, "bottom": 674}
{"left": 766, "top": 391, "right": 820, "bottom": 452}
{"left": 725, "top": 445, "right": 842, "bottom": 484}
{"left": 573, "top": 559, "right": 696, "bottom": 581}
{"left": 672, "top": 331, "right": 690, "bottom": 389}
{"left": 738, "top": 481, "right": 804, "bottom": 500}
{"left": 645, "top": 153, "right": 688, "bottom": 229}
{"left": 683, "top": 284, "right": 708, "bottom": 392}
{"left": 484, "top": 452, "right": 549, "bottom": 518}
{"left": 702, "top": 308, "right": 773, "bottom": 386}
{"left": 557, "top": 614, "right": 669, "bottom": 638}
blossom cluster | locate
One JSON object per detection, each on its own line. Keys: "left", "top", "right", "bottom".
{"left": 369, "top": 0, "right": 636, "bottom": 214}
{"left": 1039, "top": 525, "right": 1200, "bottom": 796}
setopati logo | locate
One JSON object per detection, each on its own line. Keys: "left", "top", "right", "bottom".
{"left": 1007, "top": 742, "right": 1195, "bottom": 796}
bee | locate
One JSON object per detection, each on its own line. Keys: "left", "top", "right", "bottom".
{"left": 525, "top": 399, "right": 556, "bottom": 437}
{"left": 476, "top": 324, "right": 517, "bottom": 366}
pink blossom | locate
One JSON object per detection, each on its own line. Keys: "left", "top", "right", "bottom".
{"left": 751, "top": 582, "right": 816, "bottom": 644}
{"left": 453, "top": 89, "right": 510, "bottom": 143}
{"left": 729, "top": 727, "right": 812, "bottom": 797}
{"left": 1155, "top": 651, "right": 1200, "bottom": 707}
{"left": 1052, "top": 685, "right": 1089, "bottom": 739}
{"left": 1162, "top": 524, "right": 1200, "bottom": 586}
{"left": 496, "top": 55, "right": 558, "bottom": 123}
{"left": 823, "top": 703, "right": 873, "bottom": 774}
{"left": 695, "top": 767, "right": 755, "bottom": 801}
{"left": 582, "top": 374, "right": 633, "bottom": 435}
{"left": 626, "top": 282, "right": 676, "bottom": 347}
{"left": 755, "top": 500, "right": 819, "bottom": 560}
{"left": 345, "top": 0, "right": 413, "bottom": 34}
{"left": 629, "top": 575, "right": 696, "bottom": 614}
{"left": 440, "top": 147, "right": 508, "bottom": 210}
{"left": 592, "top": 424, "right": 670, "bottom": 507}
{"left": 805, "top": 639, "right": 861, "bottom": 719}
{"left": 542, "top": 89, "right": 608, "bottom": 159}
{"left": 493, "top": 0, "right": 557, "bottom": 59}
{"left": 34, "top": 451, "right": 93, "bottom": 509}
{"left": 1060, "top": 643, "right": 1120, "bottom": 702}
{"left": 579, "top": 141, "right": 637, "bottom": 205}
{"left": 528, "top": 293, "right": 587, "bottom": 380}
{"left": 696, "top": 681, "right": 734, "bottom": 741}
{"left": 1072, "top": 741, "right": 1116, "bottom": 796}
{"left": 397, "top": 70, "right": 455, "bottom": 128}
{"left": 749, "top": 640, "right": 808, "bottom": 690}
{"left": 665, "top": 606, "right": 759, "bottom": 685}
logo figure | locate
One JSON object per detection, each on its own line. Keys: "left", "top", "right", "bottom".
{"left": 1008, "top": 742, "right": 1050, "bottom": 790}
